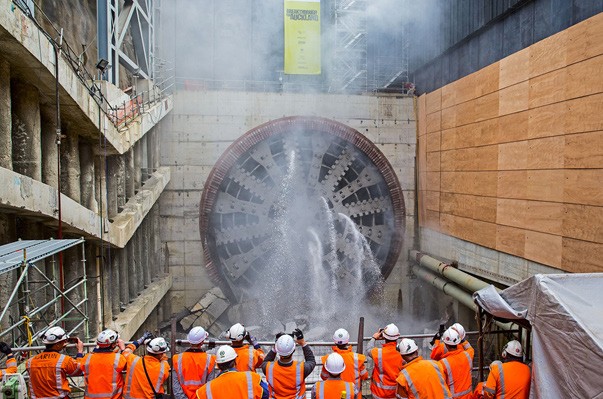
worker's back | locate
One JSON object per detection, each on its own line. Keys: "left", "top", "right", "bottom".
{"left": 172, "top": 351, "right": 215, "bottom": 398}
{"left": 439, "top": 348, "right": 473, "bottom": 399}
{"left": 395, "top": 356, "right": 452, "bottom": 399}
{"left": 80, "top": 351, "right": 127, "bottom": 399}
{"left": 321, "top": 346, "right": 368, "bottom": 398}
{"left": 233, "top": 345, "right": 264, "bottom": 371}
{"left": 265, "top": 360, "right": 305, "bottom": 399}
{"left": 123, "top": 355, "right": 170, "bottom": 399}
{"left": 27, "top": 351, "right": 81, "bottom": 399}
{"left": 312, "top": 379, "right": 355, "bottom": 399}
{"left": 369, "top": 342, "right": 403, "bottom": 398}
{"left": 196, "top": 370, "right": 264, "bottom": 399}
{"left": 483, "top": 360, "right": 530, "bottom": 399}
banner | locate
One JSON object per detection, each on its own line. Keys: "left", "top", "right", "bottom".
{"left": 284, "top": 0, "right": 321, "bottom": 75}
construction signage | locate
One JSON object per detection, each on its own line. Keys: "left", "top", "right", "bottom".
{"left": 284, "top": 0, "right": 321, "bottom": 75}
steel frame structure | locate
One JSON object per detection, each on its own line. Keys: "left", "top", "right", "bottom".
{"left": 0, "top": 239, "right": 89, "bottom": 348}
{"left": 97, "top": 0, "right": 157, "bottom": 85}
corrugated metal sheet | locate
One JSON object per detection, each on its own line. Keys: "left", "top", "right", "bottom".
{"left": 0, "top": 239, "right": 84, "bottom": 274}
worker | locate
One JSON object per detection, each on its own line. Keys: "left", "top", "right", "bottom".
{"left": 227, "top": 323, "right": 264, "bottom": 371}
{"left": 0, "top": 341, "right": 17, "bottom": 376}
{"left": 123, "top": 334, "right": 170, "bottom": 399}
{"left": 365, "top": 324, "right": 403, "bottom": 399}
{"left": 430, "top": 323, "right": 474, "bottom": 361}
{"left": 311, "top": 353, "right": 354, "bottom": 399}
{"left": 320, "top": 328, "right": 368, "bottom": 399}
{"left": 261, "top": 329, "right": 316, "bottom": 399}
{"left": 395, "top": 338, "right": 452, "bottom": 399}
{"left": 196, "top": 345, "right": 268, "bottom": 399}
{"left": 477, "top": 340, "right": 530, "bottom": 399}
{"left": 437, "top": 328, "right": 473, "bottom": 399}
{"left": 172, "top": 326, "right": 216, "bottom": 399}
{"left": 79, "top": 329, "right": 128, "bottom": 399}
{"left": 26, "top": 326, "right": 85, "bottom": 399}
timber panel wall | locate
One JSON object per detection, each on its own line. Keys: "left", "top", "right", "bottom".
{"left": 417, "top": 13, "right": 603, "bottom": 273}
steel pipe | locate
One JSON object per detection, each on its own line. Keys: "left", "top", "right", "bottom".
{"left": 412, "top": 265, "right": 478, "bottom": 311}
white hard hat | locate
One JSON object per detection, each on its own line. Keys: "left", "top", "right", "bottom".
{"left": 502, "top": 340, "right": 523, "bottom": 358}
{"left": 333, "top": 328, "right": 350, "bottom": 345}
{"left": 227, "top": 323, "right": 246, "bottom": 341}
{"left": 42, "top": 326, "right": 69, "bottom": 344}
{"left": 188, "top": 326, "right": 209, "bottom": 345}
{"left": 146, "top": 337, "right": 169, "bottom": 354}
{"left": 442, "top": 328, "right": 461, "bottom": 346}
{"left": 382, "top": 323, "right": 400, "bottom": 340}
{"left": 398, "top": 338, "right": 418, "bottom": 355}
{"left": 324, "top": 353, "right": 346, "bottom": 374}
{"left": 275, "top": 334, "right": 296, "bottom": 356}
{"left": 216, "top": 345, "right": 238, "bottom": 363}
{"left": 97, "top": 329, "right": 119, "bottom": 347}
{"left": 451, "top": 323, "right": 466, "bottom": 340}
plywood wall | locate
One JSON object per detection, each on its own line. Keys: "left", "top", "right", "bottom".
{"left": 417, "top": 12, "right": 603, "bottom": 273}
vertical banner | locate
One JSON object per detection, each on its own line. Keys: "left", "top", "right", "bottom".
{"left": 284, "top": 0, "right": 321, "bottom": 74}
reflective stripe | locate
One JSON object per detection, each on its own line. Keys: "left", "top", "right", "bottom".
{"left": 245, "top": 372, "right": 253, "bottom": 398}
{"left": 155, "top": 362, "right": 166, "bottom": 392}
{"left": 84, "top": 353, "right": 122, "bottom": 398}
{"left": 318, "top": 381, "right": 324, "bottom": 399}
{"left": 464, "top": 351, "right": 472, "bottom": 366}
{"left": 462, "top": 341, "right": 471, "bottom": 351}
{"left": 494, "top": 361, "right": 505, "bottom": 399}
{"left": 345, "top": 382, "right": 353, "bottom": 399}
{"left": 377, "top": 349, "right": 384, "bottom": 385}
{"left": 177, "top": 353, "right": 209, "bottom": 387}
{"left": 55, "top": 355, "right": 67, "bottom": 398}
{"left": 266, "top": 362, "right": 274, "bottom": 397}
{"left": 483, "top": 386, "right": 496, "bottom": 394}
{"left": 248, "top": 348, "right": 254, "bottom": 370}
{"left": 401, "top": 369, "right": 419, "bottom": 398}
{"left": 352, "top": 353, "right": 361, "bottom": 393}
{"left": 454, "top": 388, "right": 472, "bottom": 397}
{"left": 429, "top": 361, "right": 451, "bottom": 399}
{"left": 442, "top": 358, "right": 454, "bottom": 394}
{"left": 295, "top": 362, "right": 303, "bottom": 399}
{"left": 205, "top": 381, "right": 213, "bottom": 399}
{"left": 124, "top": 357, "right": 140, "bottom": 399}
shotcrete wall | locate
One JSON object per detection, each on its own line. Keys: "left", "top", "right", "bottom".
{"left": 160, "top": 90, "right": 417, "bottom": 318}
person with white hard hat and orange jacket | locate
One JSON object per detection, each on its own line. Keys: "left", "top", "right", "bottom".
{"left": 312, "top": 353, "right": 355, "bottom": 399}
{"left": 0, "top": 341, "right": 18, "bottom": 376}
{"left": 430, "top": 323, "right": 474, "bottom": 361}
{"left": 79, "top": 329, "right": 128, "bottom": 399}
{"left": 227, "top": 323, "right": 265, "bottom": 371}
{"left": 172, "top": 326, "right": 216, "bottom": 399}
{"left": 26, "top": 326, "right": 85, "bottom": 399}
{"left": 472, "top": 340, "right": 530, "bottom": 399}
{"left": 320, "top": 328, "right": 368, "bottom": 399}
{"left": 122, "top": 334, "right": 170, "bottom": 399}
{"left": 196, "top": 345, "right": 268, "bottom": 399}
{"left": 261, "top": 329, "right": 316, "bottom": 399}
{"left": 364, "top": 324, "right": 403, "bottom": 399}
{"left": 437, "top": 328, "right": 473, "bottom": 399}
{"left": 395, "top": 338, "right": 452, "bottom": 399}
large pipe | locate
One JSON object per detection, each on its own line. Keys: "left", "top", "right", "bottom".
{"left": 412, "top": 265, "right": 477, "bottom": 311}
{"left": 410, "top": 250, "right": 501, "bottom": 293}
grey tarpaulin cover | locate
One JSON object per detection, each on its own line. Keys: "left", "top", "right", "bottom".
{"left": 473, "top": 274, "right": 603, "bottom": 399}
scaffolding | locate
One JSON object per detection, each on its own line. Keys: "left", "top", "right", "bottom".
{"left": 0, "top": 239, "right": 89, "bottom": 348}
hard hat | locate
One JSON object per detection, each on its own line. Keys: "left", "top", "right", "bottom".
{"left": 502, "top": 340, "right": 523, "bottom": 358}
{"left": 382, "top": 323, "right": 400, "bottom": 340}
{"left": 398, "top": 338, "right": 418, "bottom": 355}
{"left": 333, "top": 328, "right": 350, "bottom": 345}
{"left": 97, "top": 329, "right": 119, "bottom": 347}
{"left": 216, "top": 345, "right": 238, "bottom": 364}
{"left": 275, "top": 334, "right": 296, "bottom": 356}
{"left": 324, "top": 353, "right": 346, "bottom": 374}
{"left": 146, "top": 337, "right": 169, "bottom": 354}
{"left": 227, "top": 323, "right": 246, "bottom": 341}
{"left": 188, "top": 326, "right": 209, "bottom": 345}
{"left": 451, "top": 323, "right": 466, "bottom": 340}
{"left": 42, "top": 326, "right": 69, "bottom": 344}
{"left": 442, "top": 328, "right": 461, "bottom": 346}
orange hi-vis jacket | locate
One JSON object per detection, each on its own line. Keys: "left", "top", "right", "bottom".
{"left": 430, "top": 340, "right": 474, "bottom": 361}
{"left": 233, "top": 345, "right": 265, "bottom": 371}
{"left": 80, "top": 350, "right": 127, "bottom": 399}
{"left": 264, "top": 360, "right": 305, "bottom": 399}
{"left": 482, "top": 360, "right": 530, "bottom": 399}
{"left": 395, "top": 356, "right": 452, "bottom": 399}
{"left": 1, "top": 354, "right": 17, "bottom": 376}
{"left": 123, "top": 354, "right": 170, "bottom": 399}
{"left": 312, "top": 378, "right": 355, "bottom": 399}
{"left": 439, "top": 347, "right": 474, "bottom": 399}
{"left": 369, "top": 341, "right": 403, "bottom": 399}
{"left": 172, "top": 350, "right": 216, "bottom": 399}
{"left": 196, "top": 370, "right": 264, "bottom": 399}
{"left": 320, "top": 346, "right": 368, "bottom": 399}
{"left": 26, "top": 350, "right": 82, "bottom": 399}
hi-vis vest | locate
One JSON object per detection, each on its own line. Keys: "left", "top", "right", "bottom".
{"left": 321, "top": 347, "right": 368, "bottom": 399}
{"left": 196, "top": 370, "right": 263, "bottom": 399}
{"left": 439, "top": 348, "right": 473, "bottom": 398}
{"left": 233, "top": 345, "right": 265, "bottom": 371}
{"left": 265, "top": 360, "right": 305, "bottom": 399}
{"left": 395, "top": 356, "right": 452, "bottom": 399}
{"left": 124, "top": 355, "right": 170, "bottom": 399}
{"left": 173, "top": 351, "right": 216, "bottom": 399}
{"left": 80, "top": 352, "right": 127, "bottom": 399}
{"left": 313, "top": 379, "right": 354, "bottom": 399}
{"left": 370, "top": 342, "right": 403, "bottom": 399}
{"left": 26, "top": 351, "right": 81, "bottom": 399}
{"left": 483, "top": 360, "right": 530, "bottom": 399}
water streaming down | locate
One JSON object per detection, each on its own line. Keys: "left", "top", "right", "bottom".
{"left": 246, "top": 147, "right": 387, "bottom": 337}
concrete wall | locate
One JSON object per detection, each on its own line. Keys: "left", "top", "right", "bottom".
{"left": 416, "top": 12, "right": 603, "bottom": 282}
{"left": 160, "top": 90, "right": 417, "bottom": 316}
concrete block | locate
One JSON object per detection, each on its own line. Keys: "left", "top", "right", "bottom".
{"left": 182, "top": 192, "right": 202, "bottom": 217}
{"left": 166, "top": 241, "right": 185, "bottom": 266}
{"left": 159, "top": 191, "right": 184, "bottom": 217}
{"left": 179, "top": 313, "right": 199, "bottom": 331}
{"left": 497, "top": 252, "right": 530, "bottom": 282}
